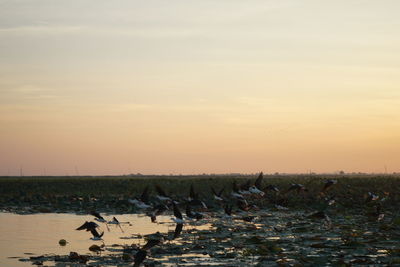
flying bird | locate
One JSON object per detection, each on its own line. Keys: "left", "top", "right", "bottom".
{"left": 186, "top": 204, "right": 204, "bottom": 221}
{"left": 129, "top": 186, "right": 152, "bottom": 209}
{"left": 147, "top": 203, "right": 168, "bottom": 223}
{"left": 211, "top": 186, "right": 224, "bottom": 201}
{"left": 172, "top": 202, "right": 184, "bottom": 239}
{"left": 249, "top": 172, "right": 265, "bottom": 196}
{"left": 172, "top": 202, "right": 184, "bottom": 224}
{"left": 264, "top": 184, "right": 279, "bottom": 192}
{"left": 287, "top": 183, "right": 307, "bottom": 193}
{"left": 90, "top": 228, "right": 104, "bottom": 240}
{"left": 108, "top": 216, "right": 124, "bottom": 232}
{"left": 155, "top": 184, "right": 172, "bottom": 202}
{"left": 76, "top": 221, "right": 99, "bottom": 231}
{"left": 91, "top": 211, "right": 107, "bottom": 223}
{"left": 231, "top": 181, "right": 245, "bottom": 199}
{"left": 321, "top": 179, "right": 337, "bottom": 193}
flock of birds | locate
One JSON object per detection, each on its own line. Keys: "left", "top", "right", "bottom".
{"left": 74, "top": 173, "right": 386, "bottom": 266}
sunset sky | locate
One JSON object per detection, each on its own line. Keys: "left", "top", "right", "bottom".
{"left": 1, "top": 0, "right": 399, "bottom": 175}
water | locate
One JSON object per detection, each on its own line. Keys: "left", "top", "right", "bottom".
{"left": 0, "top": 212, "right": 174, "bottom": 267}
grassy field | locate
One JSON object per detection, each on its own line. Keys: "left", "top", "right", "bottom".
{"left": 1, "top": 174, "right": 399, "bottom": 213}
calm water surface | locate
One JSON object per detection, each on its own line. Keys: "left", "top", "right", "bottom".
{"left": 0, "top": 212, "right": 173, "bottom": 267}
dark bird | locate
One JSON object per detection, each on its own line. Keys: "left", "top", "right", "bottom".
{"left": 255, "top": 172, "right": 263, "bottom": 188}
{"left": 366, "top": 192, "right": 379, "bottom": 203}
{"left": 188, "top": 199, "right": 207, "bottom": 210}
{"left": 140, "top": 186, "right": 150, "bottom": 203}
{"left": 211, "top": 186, "right": 224, "bottom": 201}
{"left": 187, "top": 184, "right": 207, "bottom": 209}
{"left": 172, "top": 202, "right": 184, "bottom": 224}
{"left": 171, "top": 202, "right": 184, "bottom": 239}
{"left": 241, "top": 216, "right": 256, "bottom": 222}
{"left": 231, "top": 181, "right": 244, "bottom": 199}
{"left": 264, "top": 184, "right": 280, "bottom": 192}
{"left": 249, "top": 172, "right": 265, "bottom": 196}
{"left": 186, "top": 204, "right": 203, "bottom": 220}
{"left": 108, "top": 216, "right": 124, "bottom": 232}
{"left": 141, "top": 238, "right": 163, "bottom": 250}
{"left": 188, "top": 184, "right": 198, "bottom": 201}
{"left": 237, "top": 199, "right": 251, "bottom": 212}
{"left": 134, "top": 249, "right": 147, "bottom": 267}
{"left": 307, "top": 211, "right": 328, "bottom": 220}
{"left": 367, "top": 203, "right": 385, "bottom": 221}
{"left": 76, "top": 221, "right": 99, "bottom": 231}
{"left": 239, "top": 179, "right": 251, "bottom": 195}
{"left": 90, "top": 228, "right": 104, "bottom": 240}
{"left": 224, "top": 204, "right": 233, "bottom": 216}
{"left": 129, "top": 186, "right": 152, "bottom": 209}
{"left": 147, "top": 203, "right": 168, "bottom": 223}
{"left": 322, "top": 179, "right": 337, "bottom": 193}
{"left": 90, "top": 211, "right": 107, "bottom": 223}
{"left": 173, "top": 223, "right": 183, "bottom": 239}
{"left": 287, "top": 183, "right": 307, "bottom": 193}
{"left": 155, "top": 184, "right": 171, "bottom": 201}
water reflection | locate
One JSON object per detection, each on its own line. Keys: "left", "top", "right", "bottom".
{"left": 0, "top": 213, "right": 174, "bottom": 267}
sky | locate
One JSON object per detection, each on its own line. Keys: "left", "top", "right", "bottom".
{"left": 1, "top": 0, "right": 400, "bottom": 175}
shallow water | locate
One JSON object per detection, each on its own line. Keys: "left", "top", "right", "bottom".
{"left": 0, "top": 212, "right": 173, "bottom": 267}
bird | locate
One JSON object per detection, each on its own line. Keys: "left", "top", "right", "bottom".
{"left": 141, "top": 238, "right": 163, "bottom": 250}
{"left": 249, "top": 172, "right": 265, "bottom": 196}
{"left": 239, "top": 179, "right": 252, "bottom": 195}
{"left": 287, "top": 183, "right": 307, "bottom": 193}
{"left": 188, "top": 184, "right": 198, "bottom": 201}
{"left": 173, "top": 223, "right": 183, "bottom": 239}
{"left": 146, "top": 203, "right": 168, "bottom": 223}
{"left": 155, "top": 184, "right": 172, "bottom": 202}
{"left": 90, "top": 211, "right": 107, "bottom": 223}
{"left": 321, "top": 179, "right": 337, "bottom": 193}
{"left": 366, "top": 192, "right": 379, "bottom": 203}
{"left": 134, "top": 249, "right": 147, "bottom": 267}
{"left": 224, "top": 204, "right": 233, "bottom": 216}
{"left": 231, "top": 181, "right": 245, "bottom": 199}
{"left": 186, "top": 204, "right": 203, "bottom": 221}
{"left": 264, "top": 184, "right": 279, "bottom": 193}
{"left": 76, "top": 221, "right": 99, "bottom": 231}
{"left": 90, "top": 211, "right": 109, "bottom": 231}
{"left": 128, "top": 186, "right": 152, "bottom": 209}
{"left": 90, "top": 228, "right": 104, "bottom": 240}
{"left": 211, "top": 186, "right": 224, "bottom": 201}
{"left": 172, "top": 202, "right": 184, "bottom": 224}
{"left": 241, "top": 216, "right": 256, "bottom": 222}
{"left": 237, "top": 199, "right": 252, "bottom": 212}
{"left": 187, "top": 184, "right": 207, "bottom": 210}
{"left": 108, "top": 216, "right": 124, "bottom": 232}
{"left": 171, "top": 202, "right": 184, "bottom": 239}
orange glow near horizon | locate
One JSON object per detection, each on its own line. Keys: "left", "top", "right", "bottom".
{"left": 1, "top": 1, "right": 400, "bottom": 175}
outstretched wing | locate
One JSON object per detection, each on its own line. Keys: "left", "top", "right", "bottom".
{"left": 140, "top": 186, "right": 150, "bottom": 203}
{"left": 90, "top": 211, "right": 103, "bottom": 220}
{"left": 76, "top": 221, "right": 89, "bottom": 231}
{"left": 155, "top": 184, "right": 168, "bottom": 197}
{"left": 255, "top": 172, "right": 263, "bottom": 189}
